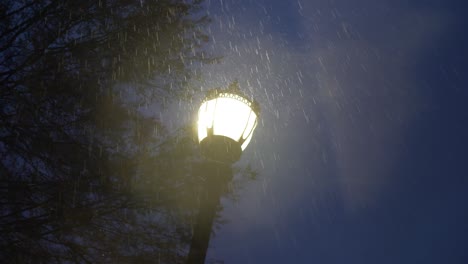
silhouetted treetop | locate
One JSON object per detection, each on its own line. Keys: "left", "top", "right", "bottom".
{"left": 0, "top": 0, "right": 219, "bottom": 263}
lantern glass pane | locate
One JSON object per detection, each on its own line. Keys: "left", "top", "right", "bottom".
{"left": 212, "top": 97, "right": 251, "bottom": 141}
{"left": 197, "top": 101, "right": 212, "bottom": 142}
{"left": 198, "top": 100, "right": 215, "bottom": 128}
{"left": 241, "top": 122, "right": 256, "bottom": 150}
{"left": 198, "top": 123, "right": 208, "bottom": 142}
{"left": 242, "top": 112, "right": 257, "bottom": 140}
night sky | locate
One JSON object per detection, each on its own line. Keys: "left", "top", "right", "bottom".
{"left": 184, "top": 0, "right": 468, "bottom": 263}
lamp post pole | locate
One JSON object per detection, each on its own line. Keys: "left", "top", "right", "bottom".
{"left": 186, "top": 162, "right": 232, "bottom": 264}
{"left": 186, "top": 83, "right": 259, "bottom": 264}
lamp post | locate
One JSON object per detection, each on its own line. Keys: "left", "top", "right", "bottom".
{"left": 186, "top": 82, "right": 259, "bottom": 264}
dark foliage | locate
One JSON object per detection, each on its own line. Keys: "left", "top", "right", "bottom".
{"left": 0, "top": 0, "right": 219, "bottom": 263}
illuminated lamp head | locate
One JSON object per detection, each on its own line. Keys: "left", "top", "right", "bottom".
{"left": 197, "top": 83, "right": 260, "bottom": 163}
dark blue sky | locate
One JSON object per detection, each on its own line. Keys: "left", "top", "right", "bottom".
{"left": 188, "top": 0, "right": 468, "bottom": 263}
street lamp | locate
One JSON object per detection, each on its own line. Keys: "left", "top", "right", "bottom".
{"left": 187, "top": 82, "right": 260, "bottom": 264}
{"left": 197, "top": 85, "right": 260, "bottom": 164}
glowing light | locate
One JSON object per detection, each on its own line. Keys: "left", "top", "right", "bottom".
{"left": 197, "top": 92, "right": 258, "bottom": 152}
